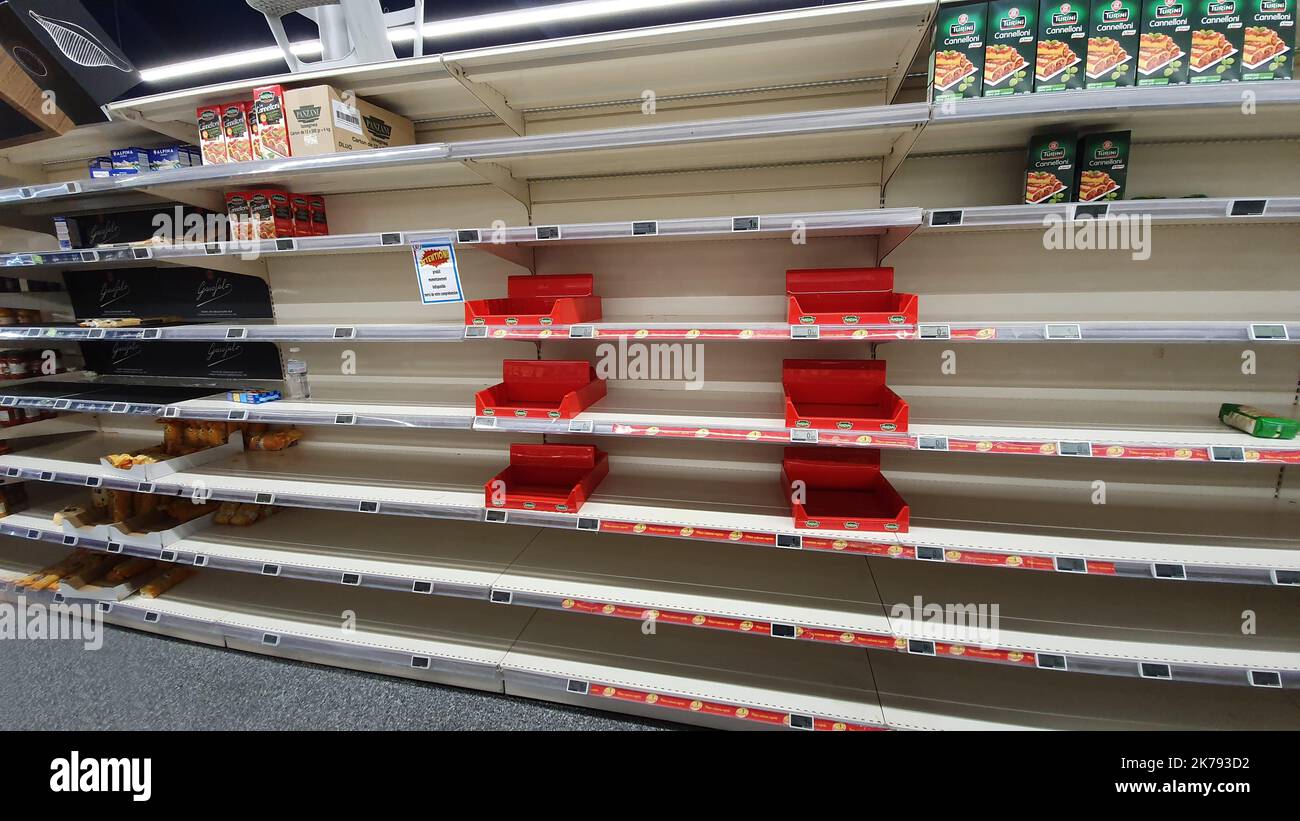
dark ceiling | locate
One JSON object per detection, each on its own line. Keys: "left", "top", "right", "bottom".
{"left": 83, "top": 0, "right": 838, "bottom": 98}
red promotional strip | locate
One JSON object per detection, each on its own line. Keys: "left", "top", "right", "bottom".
{"left": 609, "top": 424, "right": 789, "bottom": 443}
{"left": 949, "top": 327, "right": 999, "bottom": 340}
{"left": 587, "top": 683, "right": 885, "bottom": 731}
{"left": 950, "top": 439, "right": 1060, "bottom": 456}
{"left": 599, "top": 519, "right": 778, "bottom": 547}
{"left": 801, "top": 536, "right": 912, "bottom": 557}
{"left": 934, "top": 642, "right": 1038, "bottom": 666}
{"left": 1091, "top": 444, "right": 1210, "bottom": 461}
{"left": 936, "top": 549, "right": 1057, "bottom": 571}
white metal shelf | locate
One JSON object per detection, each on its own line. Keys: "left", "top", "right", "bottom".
{"left": 3, "top": 379, "right": 1296, "bottom": 467}
{"left": 7, "top": 542, "right": 1294, "bottom": 729}
{"left": 0, "top": 208, "right": 920, "bottom": 274}
{"left": 13, "top": 498, "right": 1292, "bottom": 688}
{"left": 1, "top": 431, "right": 1294, "bottom": 587}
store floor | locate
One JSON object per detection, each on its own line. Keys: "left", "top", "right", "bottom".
{"left": 0, "top": 625, "right": 677, "bottom": 731}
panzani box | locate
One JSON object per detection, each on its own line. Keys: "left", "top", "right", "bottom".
{"left": 1075, "top": 130, "right": 1131, "bottom": 202}
{"left": 282, "top": 85, "right": 415, "bottom": 157}
{"left": 1025, "top": 133, "right": 1077, "bottom": 203}
{"left": 1035, "top": 0, "right": 1091, "bottom": 90}
{"left": 1241, "top": 0, "right": 1294, "bottom": 79}
{"left": 932, "top": 2, "right": 989, "bottom": 100}
{"left": 1086, "top": 0, "right": 1141, "bottom": 87}
{"left": 985, "top": 1, "right": 1038, "bottom": 94}
{"left": 1138, "top": 0, "right": 1193, "bottom": 85}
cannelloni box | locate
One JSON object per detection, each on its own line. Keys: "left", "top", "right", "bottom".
{"left": 1035, "top": 0, "right": 1091, "bottom": 90}
{"left": 1241, "top": 0, "right": 1293, "bottom": 79}
{"left": 1190, "top": 0, "right": 1247, "bottom": 82}
{"left": 985, "top": 1, "right": 1038, "bottom": 94}
{"left": 932, "top": 2, "right": 989, "bottom": 100}
{"left": 1086, "top": 0, "right": 1141, "bottom": 87}
{"left": 1076, "top": 130, "right": 1131, "bottom": 201}
{"left": 1138, "top": 0, "right": 1193, "bottom": 85}
{"left": 1025, "top": 133, "right": 1077, "bottom": 203}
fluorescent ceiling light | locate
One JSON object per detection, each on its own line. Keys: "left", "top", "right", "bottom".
{"left": 139, "top": 0, "right": 723, "bottom": 82}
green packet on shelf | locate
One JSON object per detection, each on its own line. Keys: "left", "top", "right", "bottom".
{"left": 1219, "top": 403, "right": 1300, "bottom": 439}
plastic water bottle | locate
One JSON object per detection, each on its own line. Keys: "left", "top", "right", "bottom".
{"left": 285, "top": 347, "right": 310, "bottom": 400}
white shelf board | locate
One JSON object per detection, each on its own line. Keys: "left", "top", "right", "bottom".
{"left": 2, "top": 430, "right": 1295, "bottom": 586}
{"left": 916, "top": 81, "right": 1300, "bottom": 154}
{"left": 101, "top": 2, "right": 936, "bottom": 129}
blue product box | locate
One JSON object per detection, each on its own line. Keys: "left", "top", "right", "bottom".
{"left": 110, "top": 147, "right": 150, "bottom": 176}
{"left": 148, "top": 147, "right": 187, "bottom": 171}
{"left": 87, "top": 157, "right": 112, "bottom": 179}
{"left": 227, "top": 389, "right": 282, "bottom": 404}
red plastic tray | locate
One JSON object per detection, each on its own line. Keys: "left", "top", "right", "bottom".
{"left": 786, "top": 268, "right": 918, "bottom": 327}
{"left": 464, "top": 274, "right": 602, "bottom": 326}
{"left": 485, "top": 443, "right": 609, "bottom": 513}
{"left": 782, "top": 446, "right": 909, "bottom": 532}
{"left": 475, "top": 360, "right": 607, "bottom": 420}
{"left": 783, "top": 359, "right": 909, "bottom": 433}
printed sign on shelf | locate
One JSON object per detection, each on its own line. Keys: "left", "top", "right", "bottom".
{"left": 412, "top": 241, "right": 463, "bottom": 305}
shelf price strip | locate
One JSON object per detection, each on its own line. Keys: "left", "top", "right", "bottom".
{"left": 584, "top": 683, "right": 884, "bottom": 731}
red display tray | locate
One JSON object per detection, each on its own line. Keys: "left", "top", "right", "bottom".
{"left": 786, "top": 267, "right": 918, "bottom": 327}
{"left": 475, "top": 360, "right": 607, "bottom": 419}
{"left": 783, "top": 359, "right": 908, "bottom": 432}
{"left": 464, "top": 274, "right": 602, "bottom": 326}
{"left": 782, "top": 446, "right": 909, "bottom": 533}
{"left": 485, "top": 443, "right": 609, "bottom": 513}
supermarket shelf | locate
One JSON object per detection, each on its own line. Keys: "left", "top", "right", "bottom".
{"left": 916, "top": 81, "right": 1300, "bottom": 154}
{"left": 0, "top": 106, "right": 929, "bottom": 208}
{"left": 100, "top": 1, "right": 935, "bottom": 133}
{"left": 916, "top": 197, "right": 1300, "bottom": 233}
{"left": 0, "top": 208, "right": 921, "bottom": 274}
{"left": 2, "top": 379, "right": 1297, "bottom": 466}
{"left": 6, "top": 540, "right": 1296, "bottom": 728}
{"left": 1, "top": 318, "right": 1295, "bottom": 346}
{"left": 1, "top": 430, "right": 1295, "bottom": 587}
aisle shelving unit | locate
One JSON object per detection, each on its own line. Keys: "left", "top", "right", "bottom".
{"left": 1, "top": 0, "right": 1297, "bottom": 730}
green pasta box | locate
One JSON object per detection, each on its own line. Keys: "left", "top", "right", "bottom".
{"left": 1189, "top": 0, "right": 1246, "bottom": 82}
{"left": 1076, "top": 131, "right": 1131, "bottom": 202}
{"left": 1086, "top": 0, "right": 1141, "bottom": 87}
{"left": 1220, "top": 404, "right": 1299, "bottom": 439}
{"left": 932, "top": 1, "right": 989, "bottom": 100}
{"left": 1035, "top": 0, "right": 1091, "bottom": 90}
{"left": 1025, "top": 134, "right": 1077, "bottom": 203}
{"left": 1137, "top": 0, "right": 1193, "bottom": 85}
{"left": 985, "top": 1, "right": 1038, "bottom": 94}
{"left": 1241, "top": 0, "right": 1294, "bottom": 80}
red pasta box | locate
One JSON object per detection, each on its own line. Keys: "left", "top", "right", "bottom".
{"left": 307, "top": 194, "right": 328, "bottom": 235}
{"left": 464, "top": 274, "right": 601, "bottom": 327}
{"left": 484, "top": 443, "right": 610, "bottom": 513}
{"left": 783, "top": 359, "right": 909, "bottom": 433}
{"left": 246, "top": 188, "right": 293, "bottom": 239}
{"left": 196, "top": 104, "right": 228, "bottom": 165}
{"left": 782, "top": 447, "right": 909, "bottom": 532}
{"left": 221, "top": 101, "right": 254, "bottom": 164}
{"left": 475, "top": 360, "right": 607, "bottom": 420}
{"left": 290, "top": 193, "right": 311, "bottom": 236}
{"left": 251, "top": 84, "right": 291, "bottom": 160}
{"left": 224, "top": 191, "right": 252, "bottom": 241}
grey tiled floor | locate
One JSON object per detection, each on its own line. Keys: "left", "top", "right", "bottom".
{"left": 0, "top": 625, "right": 676, "bottom": 731}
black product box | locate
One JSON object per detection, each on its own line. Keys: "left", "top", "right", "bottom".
{"left": 1138, "top": 0, "right": 1194, "bottom": 85}
{"left": 985, "top": 0, "right": 1038, "bottom": 94}
{"left": 1076, "top": 130, "right": 1131, "bottom": 202}
{"left": 932, "top": 2, "right": 990, "bottom": 100}
{"left": 1086, "top": 0, "right": 1141, "bottom": 87}
{"left": 1025, "top": 133, "right": 1077, "bottom": 203}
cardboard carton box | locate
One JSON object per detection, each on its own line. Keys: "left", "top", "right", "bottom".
{"left": 1076, "top": 130, "right": 1131, "bottom": 201}
{"left": 932, "top": 2, "right": 989, "bottom": 101}
{"left": 1036, "top": 0, "right": 1092, "bottom": 90}
{"left": 1025, "top": 134, "right": 1077, "bottom": 203}
{"left": 282, "top": 85, "right": 415, "bottom": 156}
{"left": 1241, "top": 0, "right": 1294, "bottom": 79}
{"left": 985, "top": 1, "right": 1038, "bottom": 94}
{"left": 1190, "top": 0, "right": 1247, "bottom": 81}
{"left": 1086, "top": 0, "right": 1142, "bottom": 86}
{"left": 1138, "top": 0, "right": 1193, "bottom": 84}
